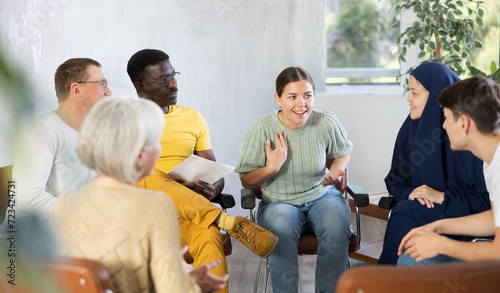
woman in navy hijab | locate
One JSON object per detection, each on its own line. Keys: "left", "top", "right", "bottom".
{"left": 378, "top": 63, "right": 491, "bottom": 264}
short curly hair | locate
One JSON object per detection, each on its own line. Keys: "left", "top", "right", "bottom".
{"left": 127, "top": 49, "right": 170, "bottom": 83}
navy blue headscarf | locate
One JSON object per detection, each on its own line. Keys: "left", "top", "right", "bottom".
{"left": 385, "top": 62, "right": 490, "bottom": 216}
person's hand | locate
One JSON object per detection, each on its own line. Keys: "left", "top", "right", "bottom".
{"left": 398, "top": 230, "right": 444, "bottom": 262}
{"left": 181, "top": 246, "right": 228, "bottom": 293}
{"left": 182, "top": 246, "right": 195, "bottom": 273}
{"left": 397, "top": 223, "right": 438, "bottom": 257}
{"left": 265, "top": 131, "right": 288, "bottom": 174}
{"left": 181, "top": 179, "right": 217, "bottom": 201}
{"left": 321, "top": 168, "right": 345, "bottom": 186}
{"left": 188, "top": 260, "right": 228, "bottom": 293}
{"left": 408, "top": 185, "right": 445, "bottom": 208}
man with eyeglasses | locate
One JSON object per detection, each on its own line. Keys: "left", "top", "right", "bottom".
{"left": 127, "top": 49, "right": 278, "bottom": 292}
{"left": 13, "top": 58, "right": 112, "bottom": 220}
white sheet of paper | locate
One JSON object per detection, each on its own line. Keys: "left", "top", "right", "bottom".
{"left": 167, "top": 155, "right": 235, "bottom": 185}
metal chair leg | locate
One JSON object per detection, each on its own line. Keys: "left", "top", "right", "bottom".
{"left": 263, "top": 258, "right": 270, "bottom": 293}
{"left": 254, "top": 257, "right": 263, "bottom": 293}
{"left": 250, "top": 204, "right": 270, "bottom": 293}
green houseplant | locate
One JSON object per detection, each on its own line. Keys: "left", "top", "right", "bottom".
{"left": 470, "top": 61, "right": 500, "bottom": 83}
{"left": 394, "top": 0, "right": 485, "bottom": 81}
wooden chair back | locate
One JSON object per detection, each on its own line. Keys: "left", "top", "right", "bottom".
{"left": 336, "top": 259, "right": 500, "bottom": 293}
{"left": 4, "top": 257, "right": 115, "bottom": 293}
{"left": 0, "top": 165, "right": 13, "bottom": 224}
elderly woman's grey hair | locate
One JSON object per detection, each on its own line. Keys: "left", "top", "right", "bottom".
{"left": 76, "top": 96, "right": 165, "bottom": 184}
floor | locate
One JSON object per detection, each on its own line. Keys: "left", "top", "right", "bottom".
{"left": 226, "top": 240, "right": 370, "bottom": 293}
{"left": 226, "top": 214, "right": 386, "bottom": 292}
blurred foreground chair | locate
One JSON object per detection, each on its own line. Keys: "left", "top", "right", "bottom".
{"left": 6, "top": 257, "right": 115, "bottom": 293}
{"left": 241, "top": 168, "right": 388, "bottom": 293}
{"left": 336, "top": 259, "right": 500, "bottom": 293}
{"left": 0, "top": 164, "right": 13, "bottom": 225}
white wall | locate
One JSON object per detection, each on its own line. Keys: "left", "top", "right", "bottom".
{"left": 0, "top": 0, "right": 328, "bottom": 216}
{"left": 1, "top": 1, "right": 412, "bottom": 216}
{"left": 315, "top": 90, "right": 409, "bottom": 194}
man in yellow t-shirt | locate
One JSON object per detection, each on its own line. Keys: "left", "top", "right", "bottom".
{"left": 127, "top": 49, "right": 278, "bottom": 292}
{"left": 155, "top": 104, "right": 213, "bottom": 181}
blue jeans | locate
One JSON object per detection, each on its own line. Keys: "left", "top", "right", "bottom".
{"left": 257, "top": 187, "right": 351, "bottom": 293}
{"left": 397, "top": 253, "right": 460, "bottom": 266}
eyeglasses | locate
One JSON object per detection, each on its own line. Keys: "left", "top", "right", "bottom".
{"left": 140, "top": 72, "right": 180, "bottom": 87}
{"left": 69, "top": 80, "right": 108, "bottom": 91}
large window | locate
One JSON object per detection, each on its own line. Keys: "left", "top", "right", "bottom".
{"left": 326, "top": 0, "right": 399, "bottom": 85}
{"left": 469, "top": 0, "right": 499, "bottom": 76}
{"left": 326, "top": 0, "right": 499, "bottom": 86}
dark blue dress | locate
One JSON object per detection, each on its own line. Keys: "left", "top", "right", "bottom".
{"left": 378, "top": 63, "right": 491, "bottom": 264}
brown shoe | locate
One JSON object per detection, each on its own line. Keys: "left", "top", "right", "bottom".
{"left": 227, "top": 216, "right": 278, "bottom": 258}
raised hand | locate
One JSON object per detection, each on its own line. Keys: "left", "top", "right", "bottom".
{"left": 265, "top": 131, "right": 288, "bottom": 173}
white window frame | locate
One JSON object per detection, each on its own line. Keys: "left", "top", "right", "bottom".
{"left": 325, "top": 9, "right": 419, "bottom": 95}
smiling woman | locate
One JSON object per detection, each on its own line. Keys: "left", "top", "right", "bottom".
{"left": 235, "top": 67, "right": 354, "bottom": 291}
{"left": 407, "top": 75, "right": 429, "bottom": 120}
{"left": 379, "top": 62, "right": 492, "bottom": 264}
{"left": 274, "top": 78, "right": 315, "bottom": 130}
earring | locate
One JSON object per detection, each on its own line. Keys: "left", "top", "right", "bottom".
{"left": 461, "top": 132, "right": 467, "bottom": 136}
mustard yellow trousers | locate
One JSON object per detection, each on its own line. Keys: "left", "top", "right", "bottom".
{"left": 137, "top": 169, "right": 228, "bottom": 293}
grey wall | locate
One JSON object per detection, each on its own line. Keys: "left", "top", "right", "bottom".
{"left": 0, "top": 0, "right": 327, "bottom": 215}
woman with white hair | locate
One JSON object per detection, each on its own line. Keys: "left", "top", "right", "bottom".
{"left": 51, "top": 97, "right": 227, "bottom": 293}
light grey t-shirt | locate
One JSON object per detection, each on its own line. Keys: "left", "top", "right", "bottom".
{"left": 13, "top": 111, "right": 95, "bottom": 220}
{"left": 484, "top": 141, "right": 500, "bottom": 227}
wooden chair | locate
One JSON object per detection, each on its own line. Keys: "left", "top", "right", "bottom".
{"left": 347, "top": 192, "right": 389, "bottom": 264}
{"left": 336, "top": 259, "right": 500, "bottom": 293}
{"left": 4, "top": 257, "right": 115, "bottom": 293}
{"left": 241, "top": 169, "right": 386, "bottom": 293}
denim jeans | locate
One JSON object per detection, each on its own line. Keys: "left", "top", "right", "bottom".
{"left": 397, "top": 253, "right": 460, "bottom": 266}
{"left": 257, "top": 186, "right": 351, "bottom": 293}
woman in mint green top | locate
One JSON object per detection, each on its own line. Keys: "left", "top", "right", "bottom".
{"left": 235, "top": 67, "right": 353, "bottom": 293}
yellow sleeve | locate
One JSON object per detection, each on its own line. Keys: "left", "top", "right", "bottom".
{"left": 194, "top": 110, "right": 212, "bottom": 152}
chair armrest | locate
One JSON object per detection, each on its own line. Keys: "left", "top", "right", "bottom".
{"left": 378, "top": 196, "right": 396, "bottom": 210}
{"left": 346, "top": 185, "right": 369, "bottom": 207}
{"left": 211, "top": 193, "right": 235, "bottom": 209}
{"left": 346, "top": 184, "right": 369, "bottom": 245}
{"left": 463, "top": 235, "right": 495, "bottom": 242}
{"left": 241, "top": 188, "right": 256, "bottom": 210}
{"left": 337, "top": 259, "right": 500, "bottom": 293}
